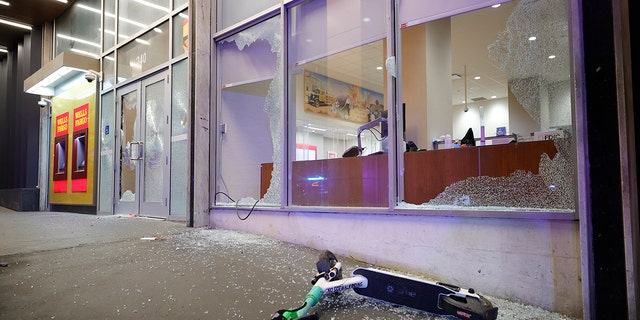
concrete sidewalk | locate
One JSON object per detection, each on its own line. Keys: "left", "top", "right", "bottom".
{"left": 0, "top": 207, "right": 576, "bottom": 319}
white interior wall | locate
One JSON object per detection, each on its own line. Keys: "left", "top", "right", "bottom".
{"left": 452, "top": 97, "right": 509, "bottom": 142}
{"left": 219, "top": 91, "right": 272, "bottom": 199}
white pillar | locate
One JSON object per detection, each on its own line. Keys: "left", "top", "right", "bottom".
{"left": 425, "top": 18, "right": 453, "bottom": 148}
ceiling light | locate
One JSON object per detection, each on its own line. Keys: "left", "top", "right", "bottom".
{"left": 0, "top": 1, "right": 10, "bottom": 6}
{"left": 57, "top": 0, "right": 68, "bottom": 3}
{"left": 376, "top": 66, "right": 383, "bottom": 70}
{"left": 70, "top": 48, "right": 100, "bottom": 59}
{"left": 78, "top": 4, "right": 146, "bottom": 30}
{"left": 491, "top": 95, "right": 497, "bottom": 99}
{"left": 528, "top": 36, "right": 537, "bottom": 41}
{"left": 548, "top": 55, "right": 556, "bottom": 59}
{"left": 306, "top": 126, "right": 326, "bottom": 132}
{"left": 0, "top": 48, "right": 7, "bottom": 53}
{"left": 0, "top": 18, "right": 32, "bottom": 30}
{"left": 57, "top": 33, "right": 101, "bottom": 48}
{"left": 135, "top": 39, "right": 151, "bottom": 45}
{"left": 134, "top": 0, "right": 170, "bottom": 12}
{"left": 491, "top": 4, "right": 501, "bottom": 8}
{"left": 474, "top": 76, "right": 481, "bottom": 80}
{"left": 77, "top": 3, "right": 100, "bottom": 14}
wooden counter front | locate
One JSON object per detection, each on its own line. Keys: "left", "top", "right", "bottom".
{"left": 261, "top": 140, "right": 557, "bottom": 206}
{"left": 403, "top": 147, "right": 478, "bottom": 205}
{"left": 261, "top": 154, "right": 388, "bottom": 207}
{"left": 291, "top": 154, "right": 388, "bottom": 206}
{"left": 403, "top": 140, "right": 557, "bottom": 204}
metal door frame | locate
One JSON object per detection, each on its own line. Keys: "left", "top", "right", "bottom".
{"left": 114, "top": 70, "right": 170, "bottom": 218}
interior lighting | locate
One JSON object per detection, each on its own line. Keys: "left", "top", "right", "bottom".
{"left": 70, "top": 48, "right": 100, "bottom": 59}
{"left": 491, "top": 4, "right": 501, "bottom": 8}
{"left": 306, "top": 126, "right": 326, "bottom": 132}
{"left": 474, "top": 76, "right": 481, "bottom": 80}
{"left": 491, "top": 95, "right": 497, "bottom": 99}
{"left": 103, "top": 29, "right": 130, "bottom": 40}
{"left": 57, "top": 33, "right": 101, "bottom": 48}
{"left": 120, "top": 17, "right": 147, "bottom": 29}
{"left": 528, "top": 36, "right": 537, "bottom": 41}
{"left": 0, "top": 1, "right": 10, "bottom": 6}
{"left": 57, "top": 0, "right": 68, "bottom": 3}
{"left": 78, "top": 4, "right": 146, "bottom": 30}
{"left": 134, "top": 0, "right": 170, "bottom": 12}
{"left": 0, "top": 18, "right": 32, "bottom": 30}
{"left": 548, "top": 55, "right": 557, "bottom": 59}
{"left": 376, "top": 66, "right": 383, "bottom": 70}
{"left": 135, "top": 39, "right": 151, "bottom": 45}
{"left": 0, "top": 48, "right": 7, "bottom": 53}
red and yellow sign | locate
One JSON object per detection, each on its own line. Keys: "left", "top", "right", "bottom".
{"left": 55, "top": 112, "right": 69, "bottom": 136}
{"left": 74, "top": 104, "right": 89, "bottom": 131}
{"left": 49, "top": 81, "right": 96, "bottom": 205}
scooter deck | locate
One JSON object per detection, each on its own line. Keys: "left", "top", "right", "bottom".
{"left": 351, "top": 267, "right": 498, "bottom": 320}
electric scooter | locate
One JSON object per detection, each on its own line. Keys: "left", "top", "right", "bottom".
{"left": 272, "top": 250, "right": 498, "bottom": 320}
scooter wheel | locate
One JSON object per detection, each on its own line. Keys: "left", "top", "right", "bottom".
{"left": 316, "top": 250, "right": 339, "bottom": 274}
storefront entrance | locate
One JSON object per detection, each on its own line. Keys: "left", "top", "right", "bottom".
{"left": 114, "top": 71, "right": 170, "bottom": 218}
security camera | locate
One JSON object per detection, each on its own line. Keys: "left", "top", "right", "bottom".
{"left": 85, "top": 72, "right": 97, "bottom": 83}
{"left": 85, "top": 69, "right": 101, "bottom": 83}
{"left": 38, "top": 98, "right": 52, "bottom": 108}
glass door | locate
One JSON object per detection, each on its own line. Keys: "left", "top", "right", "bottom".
{"left": 115, "top": 71, "right": 170, "bottom": 218}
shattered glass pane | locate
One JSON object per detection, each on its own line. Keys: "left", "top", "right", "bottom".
{"left": 120, "top": 91, "right": 138, "bottom": 201}
{"left": 143, "top": 80, "right": 165, "bottom": 203}
{"left": 217, "top": 16, "right": 281, "bottom": 206}
{"left": 171, "top": 59, "right": 189, "bottom": 217}
{"left": 399, "top": 0, "right": 575, "bottom": 212}
{"left": 488, "top": 0, "right": 570, "bottom": 129}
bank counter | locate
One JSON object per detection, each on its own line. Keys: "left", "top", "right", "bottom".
{"left": 261, "top": 140, "right": 557, "bottom": 206}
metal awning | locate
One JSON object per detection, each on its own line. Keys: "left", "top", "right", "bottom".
{"left": 24, "top": 51, "right": 99, "bottom": 96}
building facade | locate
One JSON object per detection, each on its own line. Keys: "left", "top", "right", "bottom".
{"left": 0, "top": 0, "right": 637, "bottom": 318}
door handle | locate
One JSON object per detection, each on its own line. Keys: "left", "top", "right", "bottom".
{"left": 130, "top": 141, "right": 144, "bottom": 161}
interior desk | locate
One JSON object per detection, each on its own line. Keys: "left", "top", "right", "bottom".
{"left": 403, "top": 140, "right": 557, "bottom": 204}
{"left": 261, "top": 140, "right": 557, "bottom": 206}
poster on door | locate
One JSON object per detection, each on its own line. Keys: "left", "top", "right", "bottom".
{"left": 49, "top": 81, "right": 97, "bottom": 205}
